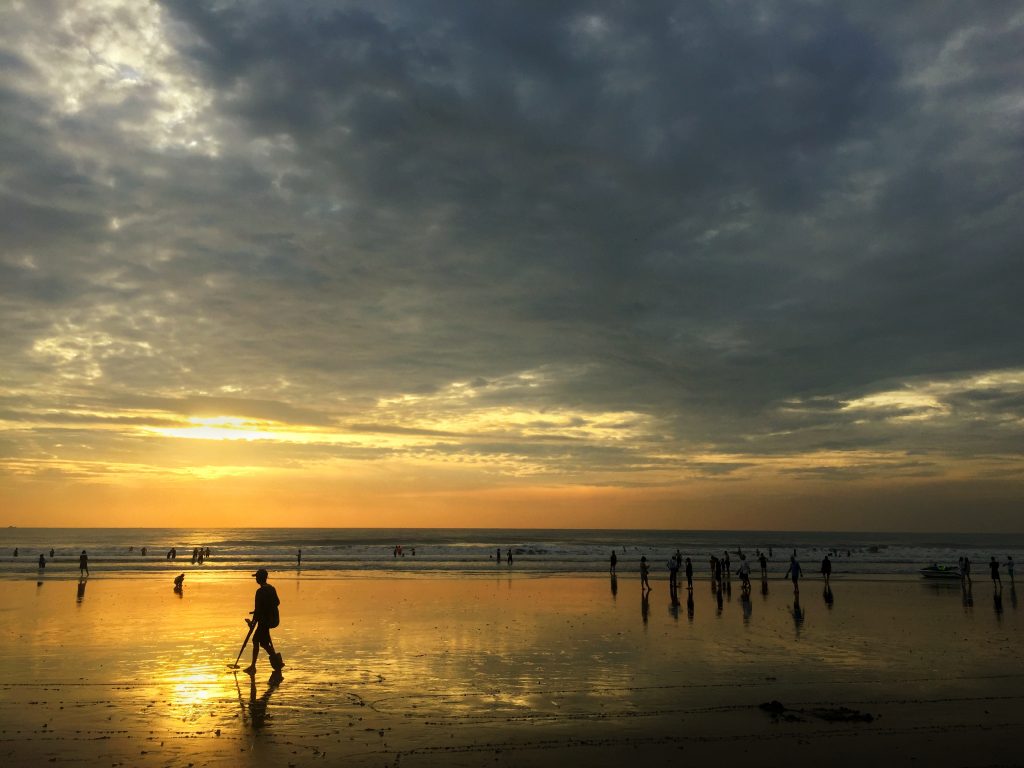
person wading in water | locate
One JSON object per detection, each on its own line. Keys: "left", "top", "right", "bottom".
{"left": 243, "top": 568, "right": 285, "bottom": 675}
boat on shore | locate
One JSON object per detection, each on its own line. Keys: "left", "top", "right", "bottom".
{"left": 918, "top": 564, "right": 962, "bottom": 580}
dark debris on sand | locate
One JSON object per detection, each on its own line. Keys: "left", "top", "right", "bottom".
{"left": 759, "top": 700, "right": 875, "bottom": 723}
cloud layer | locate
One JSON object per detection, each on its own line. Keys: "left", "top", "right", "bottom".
{"left": 1, "top": 1, "right": 1022, "bottom": 527}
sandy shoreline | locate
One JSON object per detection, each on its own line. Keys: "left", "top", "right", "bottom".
{"left": 1, "top": 573, "right": 1020, "bottom": 766}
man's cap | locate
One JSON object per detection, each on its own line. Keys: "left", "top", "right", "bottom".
{"left": 253, "top": 568, "right": 269, "bottom": 580}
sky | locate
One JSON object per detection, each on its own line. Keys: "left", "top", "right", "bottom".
{"left": 1, "top": 1, "right": 1022, "bottom": 530}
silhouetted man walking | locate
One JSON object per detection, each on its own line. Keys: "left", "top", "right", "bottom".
{"left": 244, "top": 568, "right": 284, "bottom": 675}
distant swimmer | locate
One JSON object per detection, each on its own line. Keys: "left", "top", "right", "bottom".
{"left": 49, "top": 548, "right": 54, "bottom": 558}
{"left": 79, "top": 550, "right": 89, "bottom": 577}
{"left": 243, "top": 568, "right": 284, "bottom": 675}
{"left": 784, "top": 555, "right": 803, "bottom": 594}
{"left": 610, "top": 550, "right": 617, "bottom": 574}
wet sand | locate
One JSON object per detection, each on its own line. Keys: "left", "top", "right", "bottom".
{"left": 0, "top": 573, "right": 1020, "bottom": 766}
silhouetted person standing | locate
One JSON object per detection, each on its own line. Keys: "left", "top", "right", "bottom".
{"left": 244, "top": 568, "right": 284, "bottom": 675}
{"left": 684, "top": 557, "right": 693, "bottom": 589}
{"left": 737, "top": 554, "right": 751, "bottom": 591}
{"left": 784, "top": 555, "right": 803, "bottom": 594}
{"left": 820, "top": 554, "right": 832, "bottom": 585}
{"left": 989, "top": 556, "right": 1001, "bottom": 586}
{"left": 79, "top": 550, "right": 89, "bottom": 577}
{"left": 759, "top": 552, "right": 768, "bottom": 578}
{"left": 506, "top": 549, "right": 513, "bottom": 565}
{"left": 640, "top": 555, "right": 651, "bottom": 591}
{"left": 1008, "top": 556, "right": 1015, "bottom": 583}
{"left": 610, "top": 550, "right": 617, "bottom": 574}
{"left": 297, "top": 549, "right": 302, "bottom": 568}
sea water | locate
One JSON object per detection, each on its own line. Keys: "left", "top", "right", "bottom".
{"left": 1, "top": 528, "right": 1021, "bottom": 580}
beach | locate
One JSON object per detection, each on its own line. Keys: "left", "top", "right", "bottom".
{"left": 0, "top": 570, "right": 1020, "bottom": 767}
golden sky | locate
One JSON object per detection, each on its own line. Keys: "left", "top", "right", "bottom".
{"left": 1, "top": 1, "right": 1022, "bottom": 529}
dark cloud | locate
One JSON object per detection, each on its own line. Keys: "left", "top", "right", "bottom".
{"left": 1, "top": 0, "right": 1022, "bottom": 524}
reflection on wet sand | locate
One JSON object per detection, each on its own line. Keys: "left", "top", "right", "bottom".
{"left": 962, "top": 581, "right": 974, "bottom": 609}
{"left": 1, "top": 576, "right": 1020, "bottom": 767}
{"left": 246, "top": 670, "right": 283, "bottom": 730}
{"left": 76, "top": 578, "right": 86, "bottom": 603}
{"left": 791, "top": 596, "right": 805, "bottom": 636}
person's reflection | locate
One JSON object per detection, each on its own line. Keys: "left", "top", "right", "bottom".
{"left": 715, "top": 584, "right": 724, "bottom": 616}
{"left": 760, "top": 577, "right": 769, "bottom": 598}
{"left": 669, "top": 584, "right": 680, "bottom": 620}
{"left": 790, "top": 595, "right": 804, "bottom": 636}
{"left": 725, "top": 579, "right": 732, "bottom": 601}
{"left": 686, "top": 590, "right": 694, "bottom": 622}
{"left": 993, "top": 588, "right": 1003, "bottom": 619}
{"left": 641, "top": 589, "right": 650, "bottom": 626}
{"left": 248, "top": 670, "right": 283, "bottom": 729}
{"left": 610, "top": 573, "right": 618, "bottom": 599}
{"left": 740, "top": 590, "right": 752, "bottom": 624}
{"left": 823, "top": 585, "right": 834, "bottom": 609}
{"left": 76, "top": 578, "right": 86, "bottom": 603}
{"left": 1010, "top": 583, "right": 1017, "bottom": 610}
{"left": 962, "top": 581, "right": 974, "bottom": 610}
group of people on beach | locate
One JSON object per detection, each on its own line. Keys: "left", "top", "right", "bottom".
{"left": 956, "top": 555, "right": 1015, "bottom": 586}
{"left": 621, "top": 548, "right": 830, "bottom": 595}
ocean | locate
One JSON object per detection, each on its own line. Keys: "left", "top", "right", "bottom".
{"left": 2, "top": 528, "right": 1021, "bottom": 580}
